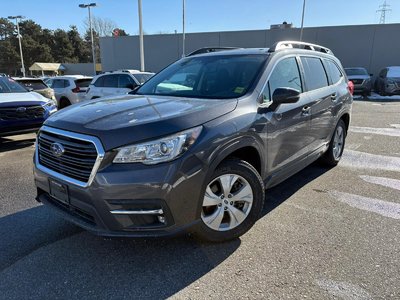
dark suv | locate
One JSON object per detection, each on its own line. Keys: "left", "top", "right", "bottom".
{"left": 34, "top": 41, "right": 352, "bottom": 242}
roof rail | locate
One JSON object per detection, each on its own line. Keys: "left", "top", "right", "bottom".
{"left": 268, "top": 41, "right": 334, "bottom": 55}
{"left": 187, "top": 47, "right": 242, "bottom": 56}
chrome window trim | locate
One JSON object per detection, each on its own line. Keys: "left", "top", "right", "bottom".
{"left": 35, "top": 125, "right": 105, "bottom": 188}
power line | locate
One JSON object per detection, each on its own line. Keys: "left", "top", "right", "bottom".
{"left": 377, "top": 0, "right": 391, "bottom": 24}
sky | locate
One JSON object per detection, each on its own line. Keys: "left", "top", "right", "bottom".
{"left": 2, "top": 0, "right": 400, "bottom": 35}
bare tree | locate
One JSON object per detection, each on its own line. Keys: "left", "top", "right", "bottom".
{"left": 84, "top": 16, "right": 117, "bottom": 37}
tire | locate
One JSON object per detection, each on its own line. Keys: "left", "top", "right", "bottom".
{"left": 320, "top": 119, "right": 347, "bottom": 166}
{"left": 193, "top": 159, "right": 265, "bottom": 242}
{"left": 59, "top": 98, "right": 71, "bottom": 109}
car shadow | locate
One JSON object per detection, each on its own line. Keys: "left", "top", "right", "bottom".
{"left": 0, "top": 205, "right": 240, "bottom": 299}
{"left": 0, "top": 136, "right": 36, "bottom": 153}
{"left": 261, "top": 162, "right": 331, "bottom": 217}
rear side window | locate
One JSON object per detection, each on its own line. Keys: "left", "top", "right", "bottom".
{"left": 75, "top": 79, "right": 92, "bottom": 88}
{"left": 118, "top": 75, "right": 136, "bottom": 88}
{"left": 301, "top": 57, "right": 328, "bottom": 91}
{"left": 63, "top": 80, "right": 70, "bottom": 88}
{"left": 324, "top": 60, "right": 343, "bottom": 85}
{"left": 103, "top": 75, "right": 119, "bottom": 88}
{"left": 52, "top": 79, "right": 65, "bottom": 88}
{"left": 18, "top": 80, "right": 47, "bottom": 90}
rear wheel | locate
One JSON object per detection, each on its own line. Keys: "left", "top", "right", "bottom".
{"left": 59, "top": 98, "right": 71, "bottom": 109}
{"left": 321, "top": 119, "right": 346, "bottom": 166}
{"left": 193, "top": 159, "right": 264, "bottom": 242}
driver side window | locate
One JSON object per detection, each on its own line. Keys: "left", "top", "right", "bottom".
{"left": 260, "top": 57, "right": 302, "bottom": 104}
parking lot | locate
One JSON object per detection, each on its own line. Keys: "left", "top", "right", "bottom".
{"left": 0, "top": 99, "right": 399, "bottom": 299}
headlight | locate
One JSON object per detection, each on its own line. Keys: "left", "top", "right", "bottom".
{"left": 43, "top": 99, "right": 57, "bottom": 107}
{"left": 113, "top": 126, "right": 202, "bottom": 164}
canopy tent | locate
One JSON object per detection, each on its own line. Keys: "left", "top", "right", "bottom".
{"left": 29, "top": 63, "right": 66, "bottom": 75}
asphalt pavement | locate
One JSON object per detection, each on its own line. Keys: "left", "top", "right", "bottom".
{"left": 0, "top": 99, "right": 399, "bottom": 299}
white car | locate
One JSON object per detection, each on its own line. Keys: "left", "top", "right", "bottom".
{"left": 46, "top": 76, "right": 92, "bottom": 109}
{"left": 85, "top": 70, "right": 154, "bottom": 100}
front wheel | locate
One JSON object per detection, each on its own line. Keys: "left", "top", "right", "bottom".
{"left": 193, "top": 159, "right": 264, "bottom": 242}
{"left": 321, "top": 119, "right": 347, "bottom": 166}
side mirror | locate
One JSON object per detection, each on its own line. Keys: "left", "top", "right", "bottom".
{"left": 272, "top": 87, "right": 300, "bottom": 105}
{"left": 128, "top": 85, "right": 140, "bottom": 95}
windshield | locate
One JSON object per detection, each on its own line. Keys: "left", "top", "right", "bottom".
{"left": 387, "top": 67, "right": 400, "bottom": 78}
{"left": 17, "top": 79, "right": 48, "bottom": 90}
{"left": 132, "top": 73, "right": 153, "bottom": 85}
{"left": 345, "top": 68, "right": 368, "bottom": 76}
{"left": 137, "top": 54, "right": 268, "bottom": 99}
{"left": 0, "top": 77, "right": 28, "bottom": 93}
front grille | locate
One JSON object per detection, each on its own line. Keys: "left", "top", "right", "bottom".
{"left": 0, "top": 105, "right": 45, "bottom": 121}
{"left": 351, "top": 79, "right": 364, "bottom": 85}
{"left": 38, "top": 131, "right": 98, "bottom": 183}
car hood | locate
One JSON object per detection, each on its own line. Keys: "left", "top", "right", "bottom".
{"left": 347, "top": 75, "right": 370, "bottom": 80}
{"left": 44, "top": 94, "right": 238, "bottom": 150}
{"left": 0, "top": 92, "right": 48, "bottom": 107}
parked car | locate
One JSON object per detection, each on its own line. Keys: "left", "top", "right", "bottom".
{"left": 13, "top": 77, "right": 56, "bottom": 101}
{"left": 46, "top": 76, "right": 92, "bottom": 108}
{"left": 34, "top": 41, "right": 352, "bottom": 242}
{"left": 374, "top": 66, "right": 400, "bottom": 96}
{"left": 344, "top": 67, "right": 372, "bottom": 96}
{"left": 85, "top": 70, "right": 154, "bottom": 99}
{"left": 0, "top": 77, "right": 57, "bottom": 137}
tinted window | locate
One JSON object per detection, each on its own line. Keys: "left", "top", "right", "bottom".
{"left": 325, "top": 60, "right": 343, "bottom": 84}
{"left": 0, "top": 77, "right": 27, "bottom": 93}
{"left": 103, "top": 75, "right": 119, "bottom": 88}
{"left": 118, "top": 75, "right": 136, "bottom": 88}
{"left": 75, "top": 79, "right": 92, "bottom": 88}
{"left": 52, "top": 79, "right": 65, "bottom": 89}
{"left": 94, "top": 76, "right": 104, "bottom": 87}
{"left": 344, "top": 68, "right": 368, "bottom": 76}
{"left": 17, "top": 79, "right": 48, "bottom": 90}
{"left": 137, "top": 55, "right": 267, "bottom": 99}
{"left": 63, "top": 80, "right": 70, "bottom": 87}
{"left": 301, "top": 57, "right": 328, "bottom": 91}
{"left": 268, "top": 57, "right": 302, "bottom": 98}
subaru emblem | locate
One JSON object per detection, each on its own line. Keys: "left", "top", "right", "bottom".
{"left": 16, "top": 107, "right": 27, "bottom": 113}
{"left": 50, "top": 142, "right": 65, "bottom": 157}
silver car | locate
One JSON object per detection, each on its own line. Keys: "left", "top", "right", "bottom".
{"left": 344, "top": 67, "right": 372, "bottom": 96}
{"left": 46, "top": 76, "right": 92, "bottom": 109}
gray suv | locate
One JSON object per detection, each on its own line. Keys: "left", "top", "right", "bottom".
{"left": 34, "top": 41, "right": 352, "bottom": 242}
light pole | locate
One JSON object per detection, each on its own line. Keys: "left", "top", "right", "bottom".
{"left": 182, "top": 0, "right": 186, "bottom": 57}
{"left": 8, "top": 16, "right": 26, "bottom": 77}
{"left": 138, "top": 0, "right": 145, "bottom": 71}
{"left": 79, "top": 3, "right": 97, "bottom": 76}
{"left": 299, "top": 0, "right": 306, "bottom": 41}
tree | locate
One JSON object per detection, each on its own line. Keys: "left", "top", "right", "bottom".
{"left": 68, "top": 25, "right": 91, "bottom": 63}
{"left": 0, "top": 40, "right": 19, "bottom": 74}
{"left": 0, "top": 18, "right": 15, "bottom": 40}
{"left": 84, "top": 29, "right": 100, "bottom": 63}
{"left": 52, "top": 29, "right": 76, "bottom": 62}
{"left": 84, "top": 16, "right": 117, "bottom": 37}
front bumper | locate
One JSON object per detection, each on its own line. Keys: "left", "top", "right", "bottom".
{"left": 34, "top": 150, "right": 207, "bottom": 237}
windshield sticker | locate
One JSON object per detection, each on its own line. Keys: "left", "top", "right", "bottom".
{"left": 234, "top": 87, "right": 245, "bottom": 94}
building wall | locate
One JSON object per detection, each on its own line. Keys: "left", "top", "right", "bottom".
{"left": 62, "top": 63, "right": 100, "bottom": 76}
{"left": 100, "top": 23, "right": 400, "bottom": 79}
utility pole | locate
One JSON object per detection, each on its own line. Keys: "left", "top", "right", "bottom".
{"left": 138, "top": 0, "right": 145, "bottom": 71}
{"left": 299, "top": 0, "right": 306, "bottom": 41}
{"left": 182, "top": 0, "right": 186, "bottom": 57}
{"left": 377, "top": 0, "right": 391, "bottom": 24}
{"left": 8, "top": 16, "right": 25, "bottom": 77}
{"left": 79, "top": 3, "right": 97, "bottom": 76}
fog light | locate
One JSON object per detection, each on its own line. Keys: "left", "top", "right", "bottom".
{"left": 157, "top": 215, "right": 166, "bottom": 224}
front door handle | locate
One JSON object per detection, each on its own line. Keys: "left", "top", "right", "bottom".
{"left": 302, "top": 106, "right": 311, "bottom": 116}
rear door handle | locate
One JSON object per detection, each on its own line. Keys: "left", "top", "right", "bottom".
{"left": 302, "top": 106, "right": 311, "bottom": 116}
